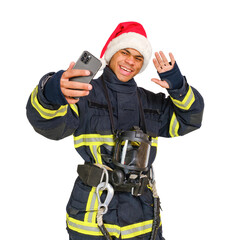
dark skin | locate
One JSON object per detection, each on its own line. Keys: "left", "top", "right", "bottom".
{"left": 60, "top": 50, "right": 175, "bottom": 104}
{"left": 60, "top": 62, "right": 92, "bottom": 104}
{"left": 151, "top": 51, "right": 175, "bottom": 88}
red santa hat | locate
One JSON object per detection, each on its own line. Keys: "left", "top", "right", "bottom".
{"left": 100, "top": 21, "right": 152, "bottom": 73}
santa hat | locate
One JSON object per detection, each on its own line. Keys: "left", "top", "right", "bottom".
{"left": 100, "top": 21, "right": 152, "bottom": 73}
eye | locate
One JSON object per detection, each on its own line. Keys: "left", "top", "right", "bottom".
{"left": 135, "top": 57, "right": 143, "bottom": 62}
{"left": 121, "top": 50, "right": 128, "bottom": 55}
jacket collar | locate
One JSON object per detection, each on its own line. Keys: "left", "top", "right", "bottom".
{"left": 103, "top": 66, "right": 137, "bottom": 93}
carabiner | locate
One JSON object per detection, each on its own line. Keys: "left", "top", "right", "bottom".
{"left": 96, "top": 182, "right": 114, "bottom": 215}
{"left": 99, "top": 166, "right": 109, "bottom": 190}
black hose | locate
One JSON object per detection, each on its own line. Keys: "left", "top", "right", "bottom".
{"left": 150, "top": 197, "right": 161, "bottom": 240}
{"left": 98, "top": 224, "right": 113, "bottom": 240}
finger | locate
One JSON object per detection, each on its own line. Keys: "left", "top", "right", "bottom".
{"left": 153, "top": 58, "right": 163, "bottom": 73}
{"left": 61, "top": 80, "right": 92, "bottom": 91}
{"left": 155, "top": 52, "right": 164, "bottom": 66}
{"left": 65, "top": 96, "right": 80, "bottom": 104}
{"left": 169, "top": 52, "right": 175, "bottom": 66}
{"left": 62, "top": 88, "right": 91, "bottom": 98}
{"left": 63, "top": 69, "right": 91, "bottom": 79}
{"left": 151, "top": 78, "right": 170, "bottom": 89}
{"left": 159, "top": 51, "right": 170, "bottom": 65}
{"left": 67, "top": 62, "right": 76, "bottom": 71}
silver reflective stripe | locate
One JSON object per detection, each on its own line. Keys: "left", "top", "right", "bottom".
{"left": 67, "top": 214, "right": 121, "bottom": 237}
{"left": 67, "top": 219, "right": 100, "bottom": 234}
{"left": 74, "top": 134, "right": 158, "bottom": 148}
{"left": 90, "top": 145, "right": 99, "bottom": 163}
{"left": 152, "top": 138, "right": 158, "bottom": 146}
{"left": 121, "top": 221, "right": 153, "bottom": 239}
{"left": 74, "top": 135, "right": 115, "bottom": 148}
{"left": 169, "top": 112, "right": 179, "bottom": 137}
{"left": 67, "top": 213, "right": 160, "bottom": 239}
{"left": 172, "top": 118, "right": 178, "bottom": 135}
{"left": 170, "top": 86, "right": 195, "bottom": 110}
{"left": 84, "top": 187, "right": 99, "bottom": 223}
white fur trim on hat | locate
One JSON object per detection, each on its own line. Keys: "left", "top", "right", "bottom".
{"left": 104, "top": 32, "right": 152, "bottom": 73}
{"left": 99, "top": 58, "right": 107, "bottom": 71}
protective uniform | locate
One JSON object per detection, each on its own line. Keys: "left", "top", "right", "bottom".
{"left": 26, "top": 63, "right": 204, "bottom": 239}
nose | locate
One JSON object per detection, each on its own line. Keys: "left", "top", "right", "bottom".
{"left": 125, "top": 55, "right": 135, "bottom": 66}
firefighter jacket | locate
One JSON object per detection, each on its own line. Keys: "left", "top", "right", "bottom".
{"left": 26, "top": 66, "right": 204, "bottom": 240}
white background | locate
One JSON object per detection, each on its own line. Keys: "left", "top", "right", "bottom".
{"left": 1, "top": 0, "right": 239, "bottom": 239}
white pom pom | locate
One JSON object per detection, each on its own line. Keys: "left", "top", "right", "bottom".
{"left": 99, "top": 58, "right": 107, "bottom": 71}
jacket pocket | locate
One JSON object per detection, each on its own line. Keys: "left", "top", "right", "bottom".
{"left": 139, "top": 188, "right": 154, "bottom": 220}
{"left": 67, "top": 178, "right": 92, "bottom": 215}
{"left": 88, "top": 100, "right": 112, "bottom": 134}
{"left": 67, "top": 178, "right": 117, "bottom": 218}
{"left": 88, "top": 100, "right": 109, "bottom": 110}
{"left": 144, "top": 108, "right": 162, "bottom": 137}
{"left": 90, "top": 115, "right": 112, "bottom": 134}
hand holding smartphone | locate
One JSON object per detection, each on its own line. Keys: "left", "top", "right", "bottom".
{"left": 70, "top": 51, "right": 102, "bottom": 83}
{"left": 60, "top": 51, "right": 102, "bottom": 103}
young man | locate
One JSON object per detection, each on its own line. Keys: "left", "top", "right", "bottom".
{"left": 27, "top": 22, "right": 204, "bottom": 240}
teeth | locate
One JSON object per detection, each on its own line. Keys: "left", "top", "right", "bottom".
{"left": 120, "top": 66, "right": 131, "bottom": 72}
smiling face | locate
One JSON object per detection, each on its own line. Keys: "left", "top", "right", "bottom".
{"left": 109, "top": 48, "right": 144, "bottom": 82}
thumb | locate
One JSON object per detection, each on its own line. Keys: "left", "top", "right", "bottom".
{"left": 151, "top": 78, "right": 170, "bottom": 89}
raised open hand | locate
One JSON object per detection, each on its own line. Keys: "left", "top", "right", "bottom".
{"left": 151, "top": 51, "right": 175, "bottom": 89}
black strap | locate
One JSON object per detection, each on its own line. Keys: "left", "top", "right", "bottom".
{"left": 101, "top": 76, "right": 116, "bottom": 134}
{"left": 137, "top": 89, "right": 147, "bottom": 134}
{"left": 77, "top": 164, "right": 149, "bottom": 196}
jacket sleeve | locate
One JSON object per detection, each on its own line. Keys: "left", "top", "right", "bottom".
{"left": 26, "top": 72, "right": 80, "bottom": 140}
{"left": 159, "top": 76, "right": 204, "bottom": 138}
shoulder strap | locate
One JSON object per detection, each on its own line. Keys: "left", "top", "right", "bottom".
{"left": 137, "top": 89, "right": 147, "bottom": 134}
{"left": 101, "top": 76, "right": 115, "bottom": 134}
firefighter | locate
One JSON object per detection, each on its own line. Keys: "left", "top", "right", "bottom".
{"left": 26, "top": 22, "right": 204, "bottom": 240}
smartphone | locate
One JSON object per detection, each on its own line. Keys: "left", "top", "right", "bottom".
{"left": 70, "top": 51, "right": 102, "bottom": 83}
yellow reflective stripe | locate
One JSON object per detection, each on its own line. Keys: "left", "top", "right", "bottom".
{"left": 151, "top": 137, "right": 158, "bottom": 147}
{"left": 70, "top": 104, "right": 79, "bottom": 116}
{"left": 84, "top": 187, "right": 102, "bottom": 223}
{"left": 31, "top": 86, "right": 68, "bottom": 119}
{"left": 74, "top": 134, "right": 115, "bottom": 149}
{"left": 66, "top": 213, "right": 120, "bottom": 238}
{"left": 89, "top": 145, "right": 103, "bottom": 164}
{"left": 67, "top": 213, "right": 161, "bottom": 239}
{"left": 74, "top": 134, "right": 158, "bottom": 149}
{"left": 121, "top": 219, "right": 158, "bottom": 239}
{"left": 121, "top": 217, "right": 161, "bottom": 239}
{"left": 169, "top": 112, "right": 179, "bottom": 137}
{"left": 170, "top": 86, "right": 195, "bottom": 110}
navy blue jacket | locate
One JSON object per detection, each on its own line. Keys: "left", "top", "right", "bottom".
{"left": 26, "top": 66, "right": 204, "bottom": 240}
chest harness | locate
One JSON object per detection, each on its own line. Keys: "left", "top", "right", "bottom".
{"left": 77, "top": 76, "right": 161, "bottom": 240}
